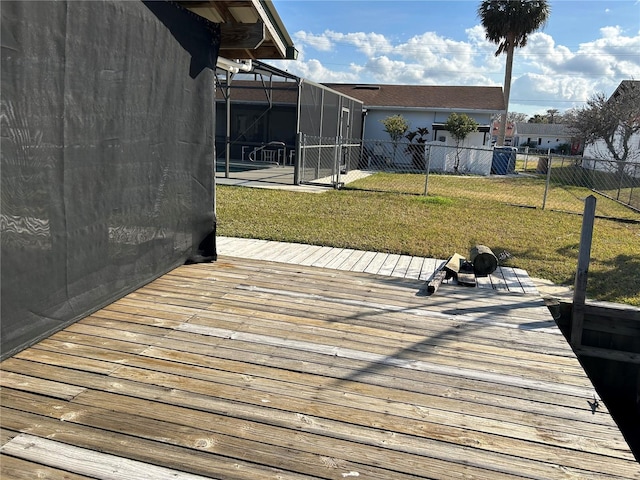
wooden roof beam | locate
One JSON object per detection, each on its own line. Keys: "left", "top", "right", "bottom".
{"left": 220, "top": 22, "right": 265, "bottom": 51}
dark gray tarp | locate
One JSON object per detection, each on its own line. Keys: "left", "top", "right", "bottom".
{"left": 1, "top": 1, "right": 219, "bottom": 359}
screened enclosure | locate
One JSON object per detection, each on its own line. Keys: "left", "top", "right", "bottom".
{"left": 215, "top": 61, "right": 363, "bottom": 184}
{"left": 1, "top": 1, "right": 218, "bottom": 358}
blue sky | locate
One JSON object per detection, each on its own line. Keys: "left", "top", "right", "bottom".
{"left": 268, "top": 0, "right": 640, "bottom": 117}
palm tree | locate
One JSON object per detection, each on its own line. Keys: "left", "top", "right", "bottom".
{"left": 478, "top": 0, "right": 550, "bottom": 146}
{"left": 546, "top": 108, "right": 559, "bottom": 123}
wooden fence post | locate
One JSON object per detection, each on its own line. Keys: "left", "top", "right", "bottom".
{"left": 571, "top": 195, "right": 597, "bottom": 347}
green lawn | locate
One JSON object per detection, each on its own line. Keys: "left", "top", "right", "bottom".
{"left": 345, "top": 172, "right": 639, "bottom": 220}
{"left": 216, "top": 182, "right": 640, "bottom": 306}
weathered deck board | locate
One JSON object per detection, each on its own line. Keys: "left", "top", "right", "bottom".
{"left": 1, "top": 433, "right": 214, "bottom": 480}
{"left": 350, "top": 250, "right": 378, "bottom": 272}
{"left": 2, "top": 255, "right": 638, "bottom": 479}
{"left": 0, "top": 452, "right": 95, "bottom": 480}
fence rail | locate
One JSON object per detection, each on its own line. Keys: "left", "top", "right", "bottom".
{"left": 298, "top": 136, "right": 640, "bottom": 221}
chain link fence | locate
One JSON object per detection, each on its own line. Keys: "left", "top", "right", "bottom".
{"left": 579, "top": 156, "right": 640, "bottom": 210}
{"left": 299, "top": 136, "right": 640, "bottom": 222}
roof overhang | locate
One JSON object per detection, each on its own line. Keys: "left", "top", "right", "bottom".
{"left": 179, "top": 0, "right": 297, "bottom": 60}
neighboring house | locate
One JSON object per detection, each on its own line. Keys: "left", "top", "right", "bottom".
{"left": 512, "top": 123, "right": 579, "bottom": 154}
{"left": 582, "top": 80, "right": 640, "bottom": 165}
{"left": 323, "top": 84, "right": 505, "bottom": 147}
{"left": 491, "top": 121, "right": 516, "bottom": 146}
{"left": 1, "top": 1, "right": 295, "bottom": 358}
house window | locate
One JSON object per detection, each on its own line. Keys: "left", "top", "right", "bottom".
{"left": 538, "top": 138, "right": 542, "bottom": 145}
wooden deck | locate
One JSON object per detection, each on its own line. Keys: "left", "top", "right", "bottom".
{"left": 1, "top": 253, "right": 638, "bottom": 478}
{"left": 216, "top": 236, "right": 538, "bottom": 294}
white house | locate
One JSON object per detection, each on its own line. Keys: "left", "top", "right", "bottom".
{"left": 323, "top": 84, "right": 505, "bottom": 147}
{"left": 513, "top": 123, "right": 578, "bottom": 154}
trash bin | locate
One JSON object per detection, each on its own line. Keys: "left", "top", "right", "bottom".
{"left": 491, "top": 147, "right": 517, "bottom": 175}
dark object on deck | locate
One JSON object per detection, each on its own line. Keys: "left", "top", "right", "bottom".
{"left": 457, "top": 260, "right": 477, "bottom": 287}
{"left": 469, "top": 245, "right": 498, "bottom": 276}
{"left": 186, "top": 228, "right": 218, "bottom": 264}
{"left": 427, "top": 253, "right": 466, "bottom": 294}
{"left": 426, "top": 268, "right": 448, "bottom": 294}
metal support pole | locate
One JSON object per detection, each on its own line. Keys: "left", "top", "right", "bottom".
{"left": 225, "top": 70, "right": 232, "bottom": 179}
{"left": 316, "top": 137, "right": 321, "bottom": 180}
{"left": 571, "top": 195, "right": 597, "bottom": 347}
{"left": 212, "top": 76, "right": 217, "bottom": 217}
{"left": 541, "top": 150, "right": 552, "bottom": 210}
{"left": 334, "top": 135, "right": 340, "bottom": 188}
{"left": 423, "top": 146, "right": 431, "bottom": 196}
{"left": 293, "top": 132, "right": 302, "bottom": 185}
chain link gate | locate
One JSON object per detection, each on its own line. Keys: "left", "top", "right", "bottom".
{"left": 299, "top": 134, "right": 363, "bottom": 188}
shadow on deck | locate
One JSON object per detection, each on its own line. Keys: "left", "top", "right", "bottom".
{"left": 1, "top": 256, "right": 637, "bottom": 479}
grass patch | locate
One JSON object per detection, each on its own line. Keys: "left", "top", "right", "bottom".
{"left": 412, "top": 195, "right": 455, "bottom": 206}
{"left": 217, "top": 185, "right": 640, "bottom": 306}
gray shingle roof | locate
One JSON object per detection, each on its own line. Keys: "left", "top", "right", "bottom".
{"left": 515, "top": 123, "right": 572, "bottom": 136}
{"left": 322, "top": 83, "right": 505, "bottom": 111}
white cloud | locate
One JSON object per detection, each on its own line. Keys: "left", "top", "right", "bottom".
{"left": 512, "top": 73, "right": 593, "bottom": 109}
{"left": 278, "top": 58, "right": 360, "bottom": 83}
{"left": 274, "top": 21, "right": 640, "bottom": 117}
{"left": 501, "top": 26, "right": 640, "bottom": 113}
{"left": 600, "top": 25, "right": 622, "bottom": 38}
{"left": 520, "top": 27, "right": 640, "bottom": 79}
{"left": 294, "top": 30, "right": 334, "bottom": 52}
{"left": 521, "top": 33, "right": 573, "bottom": 69}
{"left": 328, "top": 31, "right": 393, "bottom": 57}
{"left": 577, "top": 26, "right": 640, "bottom": 78}
{"left": 364, "top": 55, "right": 409, "bottom": 81}
{"left": 293, "top": 29, "right": 393, "bottom": 57}
{"left": 395, "top": 32, "right": 476, "bottom": 67}
{"left": 465, "top": 25, "right": 488, "bottom": 46}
